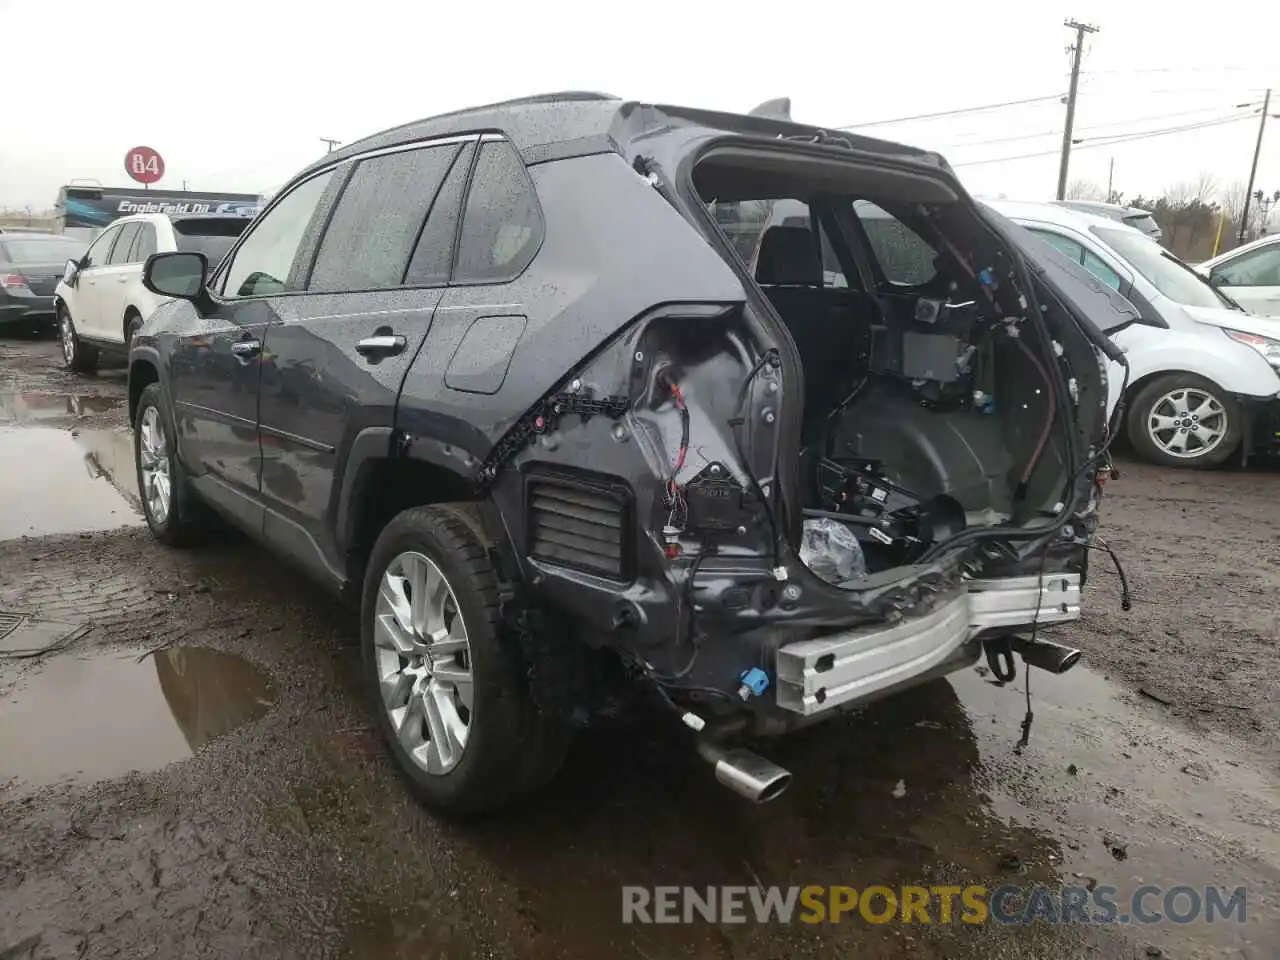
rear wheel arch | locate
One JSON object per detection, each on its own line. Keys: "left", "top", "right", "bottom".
{"left": 340, "top": 439, "right": 513, "bottom": 585}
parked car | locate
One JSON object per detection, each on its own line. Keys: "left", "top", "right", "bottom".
{"left": 54, "top": 213, "right": 251, "bottom": 372}
{"left": 987, "top": 200, "right": 1280, "bottom": 468}
{"left": 128, "top": 92, "right": 1123, "bottom": 815}
{"left": 1053, "top": 200, "right": 1163, "bottom": 242}
{"left": 1193, "top": 233, "right": 1280, "bottom": 318}
{"left": 0, "top": 233, "right": 87, "bottom": 335}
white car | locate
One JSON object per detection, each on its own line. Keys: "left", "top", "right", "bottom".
{"left": 985, "top": 200, "right": 1280, "bottom": 468}
{"left": 1194, "top": 233, "right": 1280, "bottom": 318}
{"left": 53, "top": 213, "right": 249, "bottom": 373}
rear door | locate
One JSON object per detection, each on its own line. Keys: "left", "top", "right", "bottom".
{"left": 254, "top": 136, "right": 476, "bottom": 580}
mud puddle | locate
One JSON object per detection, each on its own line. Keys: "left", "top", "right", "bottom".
{"left": 0, "top": 391, "right": 123, "bottom": 423}
{"left": 955, "top": 664, "right": 1280, "bottom": 956}
{"left": 0, "top": 425, "right": 141, "bottom": 539}
{"left": 0, "top": 647, "right": 274, "bottom": 789}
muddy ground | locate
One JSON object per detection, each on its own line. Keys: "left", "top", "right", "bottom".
{"left": 1, "top": 333, "right": 1277, "bottom": 960}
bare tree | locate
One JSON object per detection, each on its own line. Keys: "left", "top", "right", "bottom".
{"left": 1192, "top": 170, "right": 1218, "bottom": 204}
{"left": 1218, "top": 180, "right": 1250, "bottom": 225}
{"left": 1066, "top": 178, "right": 1106, "bottom": 201}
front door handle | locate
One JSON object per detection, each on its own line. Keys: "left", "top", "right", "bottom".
{"left": 230, "top": 339, "right": 261, "bottom": 360}
{"left": 356, "top": 334, "right": 407, "bottom": 358}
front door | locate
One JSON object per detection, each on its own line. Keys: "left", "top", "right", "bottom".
{"left": 169, "top": 167, "right": 339, "bottom": 531}
{"left": 68, "top": 223, "right": 122, "bottom": 337}
{"left": 93, "top": 221, "right": 142, "bottom": 341}
{"left": 255, "top": 138, "right": 475, "bottom": 580}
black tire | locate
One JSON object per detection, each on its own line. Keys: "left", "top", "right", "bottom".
{"left": 1126, "top": 373, "right": 1241, "bottom": 468}
{"left": 133, "top": 383, "right": 202, "bottom": 546}
{"left": 125, "top": 311, "right": 143, "bottom": 348}
{"left": 58, "top": 306, "right": 98, "bottom": 373}
{"left": 361, "top": 506, "right": 567, "bottom": 816}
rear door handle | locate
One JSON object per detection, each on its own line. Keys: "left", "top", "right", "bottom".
{"left": 356, "top": 334, "right": 407, "bottom": 358}
{"left": 230, "top": 339, "right": 261, "bottom": 360}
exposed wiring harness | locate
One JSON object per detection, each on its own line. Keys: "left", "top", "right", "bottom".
{"left": 727, "top": 348, "right": 784, "bottom": 567}
{"left": 662, "top": 376, "right": 691, "bottom": 531}
{"left": 1012, "top": 334, "right": 1057, "bottom": 490}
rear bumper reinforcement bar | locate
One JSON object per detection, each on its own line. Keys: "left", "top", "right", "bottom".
{"left": 774, "top": 573, "right": 1082, "bottom": 717}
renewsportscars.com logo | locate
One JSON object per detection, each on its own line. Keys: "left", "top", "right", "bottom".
{"left": 621, "top": 884, "right": 1248, "bottom": 926}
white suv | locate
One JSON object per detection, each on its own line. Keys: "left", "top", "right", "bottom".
{"left": 53, "top": 213, "right": 250, "bottom": 372}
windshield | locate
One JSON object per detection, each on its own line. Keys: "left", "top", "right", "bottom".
{"left": 0, "top": 237, "right": 87, "bottom": 264}
{"left": 1092, "top": 226, "right": 1228, "bottom": 309}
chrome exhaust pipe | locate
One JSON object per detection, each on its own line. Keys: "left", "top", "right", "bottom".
{"left": 696, "top": 741, "right": 792, "bottom": 803}
{"left": 1010, "top": 636, "right": 1082, "bottom": 675}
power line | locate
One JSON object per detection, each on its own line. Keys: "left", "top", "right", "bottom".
{"left": 954, "top": 112, "right": 1256, "bottom": 167}
{"left": 948, "top": 102, "right": 1263, "bottom": 149}
{"left": 834, "top": 93, "right": 1065, "bottom": 130}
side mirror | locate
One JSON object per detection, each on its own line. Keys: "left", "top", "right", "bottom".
{"left": 143, "top": 252, "right": 207, "bottom": 300}
{"left": 62, "top": 258, "right": 79, "bottom": 285}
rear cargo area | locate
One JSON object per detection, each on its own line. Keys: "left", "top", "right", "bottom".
{"left": 692, "top": 145, "right": 1078, "bottom": 584}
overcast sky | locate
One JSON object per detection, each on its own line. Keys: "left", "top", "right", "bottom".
{"left": 2, "top": 0, "right": 1278, "bottom": 211}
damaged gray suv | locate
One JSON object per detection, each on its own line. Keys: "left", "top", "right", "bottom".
{"left": 127, "top": 93, "right": 1130, "bottom": 815}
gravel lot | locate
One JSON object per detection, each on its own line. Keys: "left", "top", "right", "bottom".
{"left": 1, "top": 333, "right": 1277, "bottom": 960}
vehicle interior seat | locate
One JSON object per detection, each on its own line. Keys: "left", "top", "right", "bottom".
{"left": 753, "top": 225, "right": 877, "bottom": 425}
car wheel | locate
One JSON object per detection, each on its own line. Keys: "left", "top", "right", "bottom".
{"left": 58, "top": 306, "right": 98, "bottom": 373}
{"left": 133, "top": 384, "right": 201, "bottom": 545}
{"left": 1126, "top": 373, "right": 1241, "bottom": 468}
{"left": 361, "top": 505, "right": 567, "bottom": 816}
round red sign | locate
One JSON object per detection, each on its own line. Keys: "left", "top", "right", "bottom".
{"left": 125, "top": 146, "right": 165, "bottom": 184}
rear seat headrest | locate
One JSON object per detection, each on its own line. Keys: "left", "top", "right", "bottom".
{"left": 754, "top": 225, "right": 822, "bottom": 286}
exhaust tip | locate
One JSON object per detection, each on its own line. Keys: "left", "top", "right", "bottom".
{"left": 701, "top": 744, "right": 792, "bottom": 803}
{"left": 1010, "top": 636, "right": 1083, "bottom": 675}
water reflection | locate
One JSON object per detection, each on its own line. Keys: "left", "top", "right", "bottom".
{"left": 0, "top": 647, "right": 274, "bottom": 788}
{"left": 0, "top": 391, "right": 123, "bottom": 423}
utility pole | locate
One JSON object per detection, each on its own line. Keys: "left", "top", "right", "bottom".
{"left": 1106, "top": 156, "right": 1115, "bottom": 202}
{"left": 320, "top": 138, "right": 341, "bottom": 154}
{"left": 1238, "top": 87, "right": 1271, "bottom": 244}
{"left": 1056, "top": 19, "right": 1100, "bottom": 201}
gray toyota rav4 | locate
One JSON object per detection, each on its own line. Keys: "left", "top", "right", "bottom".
{"left": 128, "top": 93, "right": 1130, "bottom": 815}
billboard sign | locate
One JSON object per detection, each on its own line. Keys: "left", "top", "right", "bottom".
{"left": 59, "top": 186, "right": 263, "bottom": 229}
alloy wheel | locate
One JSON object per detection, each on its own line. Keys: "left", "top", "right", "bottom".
{"left": 374, "top": 551, "right": 474, "bottom": 775}
{"left": 138, "top": 406, "right": 172, "bottom": 524}
{"left": 1146, "top": 387, "right": 1227, "bottom": 460}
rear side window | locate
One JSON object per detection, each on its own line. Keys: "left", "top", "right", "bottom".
{"left": 453, "top": 141, "right": 543, "bottom": 283}
{"left": 403, "top": 143, "right": 474, "bottom": 286}
{"left": 309, "top": 143, "right": 462, "bottom": 293}
{"left": 853, "top": 201, "right": 938, "bottom": 287}
{"left": 108, "top": 223, "right": 141, "bottom": 265}
{"left": 132, "top": 224, "right": 158, "bottom": 262}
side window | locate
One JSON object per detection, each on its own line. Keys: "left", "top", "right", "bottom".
{"left": 108, "top": 223, "right": 141, "bottom": 265}
{"left": 132, "top": 224, "right": 158, "bottom": 262}
{"left": 309, "top": 143, "right": 462, "bottom": 293}
{"left": 1082, "top": 249, "right": 1124, "bottom": 291}
{"left": 1214, "top": 246, "right": 1280, "bottom": 287}
{"left": 1027, "top": 228, "right": 1086, "bottom": 264}
{"left": 404, "top": 143, "right": 474, "bottom": 285}
{"left": 853, "top": 201, "right": 938, "bottom": 287}
{"left": 83, "top": 226, "right": 120, "bottom": 268}
{"left": 222, "top": 170, "right": 334, "bottom": 299}
{"left": 453, "top": 140, "right": 544, "bottom": 283}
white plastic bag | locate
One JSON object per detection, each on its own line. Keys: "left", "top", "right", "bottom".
{"left": 799, "top": 517, "right": 866, "bottom": 586}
